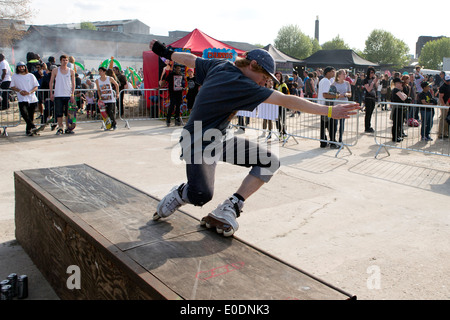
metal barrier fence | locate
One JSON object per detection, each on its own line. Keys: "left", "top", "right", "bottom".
{"left": 0, "top": 90, "right": 22, "bottom": 136}
{"left": 1, "top": 88, "right": 105, "bottom": 135}
{"left": 0, "top": 88, "right": 171, "bottom": 134}
{"left": 2, "top": 87, "right": 449, "bottom": 161}
{"left": 119, "top": 88, "right": 170, "bottom": 128}
{"left": 231, "top": 98, "right": 361, "bottom": 157}
{"left": 373, "top": 101, "right": 450, "bottom": 158}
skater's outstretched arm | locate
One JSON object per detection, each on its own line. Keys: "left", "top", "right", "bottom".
{"left": 265, "top": 90, "right": 360, "bottom": 119}
{"left": 149, "top": 40, "right": 197, "bottom": 69}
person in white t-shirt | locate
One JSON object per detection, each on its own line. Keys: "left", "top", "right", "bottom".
{"left": 317, "top": 66, "right": 337, "bottom": 148}
{"left": 10, "top": 62, "right": 42, "bottom": 136}
{"left": 0, "top": 53, "right": 12, "bottom": 110}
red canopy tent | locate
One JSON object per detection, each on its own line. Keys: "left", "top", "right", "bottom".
{"left": 168, "top": 28, "right": 245, "bottom": 56}
{"left": 143, "top": 28, "right": 245, "bottom": 90}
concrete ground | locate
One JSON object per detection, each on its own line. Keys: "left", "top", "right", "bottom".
{"left": 0, "top": 118, "right": 449, "bottom": 300}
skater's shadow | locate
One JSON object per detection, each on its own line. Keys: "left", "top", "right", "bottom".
{"left": 116, "top": 214, "right": 234, "bottom": 272}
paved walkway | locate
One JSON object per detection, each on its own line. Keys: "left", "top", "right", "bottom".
{"left": 0, "top": 120, "right": 449, "bottom": 300}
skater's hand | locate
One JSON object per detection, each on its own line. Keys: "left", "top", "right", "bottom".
{"left": 70, "top": 95, "right": 75, "bottom": 104}
{"left": 149, "top": 40, "right": 156, "bottom": 50}
{"left": 331, "top": 103, "right": 360, "bottom": 119}
{"left": 149, "top": 39, "right": 174, "bottom": 60}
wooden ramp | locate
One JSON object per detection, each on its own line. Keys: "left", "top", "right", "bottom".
{"left": 14, "top": 164, "right": 355, "bottom": 300}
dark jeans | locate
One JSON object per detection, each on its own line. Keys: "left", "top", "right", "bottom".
{"left": 86, "top": 103, "right": 97, "bottom": 115}
{"left": 18, "top": 101, "right": 37, "bottom": 134}
{"left": 182, "top": 136, "right": 280, "bottom": 206}
{"left": 276, "top": 106, "right": 287, "bottom": 135}
{"left": 408, "top": 104, "right": 420, "bottom": 120}
{"left": 167, "top": 93, "right": 182, "bottom": 122}
{"left": 391, "top": 106, "right": 407, "bottom": 141}
{"left": 44, "top": 100, "right": 54, "bottom": 123}
{"left": 328, "top": 118, "right": 338, "bottom": 142}
{"left": 186, "top": 93, "right": 197, "bottom": 110}
{"left": 320, "top": 116, "right": 329, "bottom": 142}
{"left": 105, "top": 102, "right": 117, "bottom": 127}
{"left": 364, "top": 97, "right": 376, "bottom": 130}
{"left": 237, "top": 116, "right": 249, "bottom": 128}
{"left": 420, "top": 109, "right": 434, "bottom": 138}
{"left": 320, "top": 117, "right": 344, "bottom": 143}
{"left": 1, "top": 81, "right": 11, "bottom": 110}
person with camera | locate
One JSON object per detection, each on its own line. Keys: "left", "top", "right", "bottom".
{"left": 363, "top": 67, "right": 378, "bottom": 133}
{"left": 390, "top": 78, "right": 411, "bottom": 142}
{"left": 418, "top": 81, "right": 437, "bottom": 141}
{"left": 410, "top": 66, "right": 425, "bottom": 121}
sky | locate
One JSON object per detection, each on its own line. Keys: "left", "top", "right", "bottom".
{"left": 28, "top": 0, "right": 449, "bottom": 56}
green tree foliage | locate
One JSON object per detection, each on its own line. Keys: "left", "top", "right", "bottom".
{"left": 274, "top": 24, "right": 315, "bottom": 59}
{"left": 80, "top": 22, "right": 97, "bottom": 31}
{"left": 364, "top": 29, "right": 409, "bottom": 68}
{"left": 322, "top": 35, "right": 350, "bottom": 50}
{"left": 419, "top": 37, "right": 450, "bottom": 70}
{"left": 311, "top": 38, "right": 322, "bottom": 55}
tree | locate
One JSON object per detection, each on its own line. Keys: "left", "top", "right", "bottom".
{"left": 80, "top": 22, "right": 97, "bottom": 31}
{"left": 364, "top": 29, "right": 409, "bottom": 68}
{"left": 0, "top": 0, "right": 33, "bottom": 47}
{"left": 274, "top": 25, "right": 313, "bottom": 59}
{"left": 321, "top": 35, "right": 350, "bottom": 50}
{"left": 419, "top": 37, "right": 450, "bottom": 70}
{"left": 0, "top": 0, "right": 32, "bottom": 20}
{"left": 311, "top": 38, "right": 322, "bottom": 55}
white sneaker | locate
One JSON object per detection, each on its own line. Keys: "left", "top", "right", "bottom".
{"left": 153, "top": 184, "right": 187, "bottom": 220}
{"left": 201, "top": 195, "right": 243, "bottom": 237}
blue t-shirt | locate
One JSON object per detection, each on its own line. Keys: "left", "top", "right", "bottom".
{"left": 183, "top": 58, "right": 273, "bottom": 136}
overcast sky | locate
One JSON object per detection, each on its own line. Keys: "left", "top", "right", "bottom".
{"left": 29, "top": 0, "right": 449, "bottom": 56}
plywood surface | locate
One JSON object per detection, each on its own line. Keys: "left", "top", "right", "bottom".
{"left": 17, "top": 164, "right": 353, "bottom": 300}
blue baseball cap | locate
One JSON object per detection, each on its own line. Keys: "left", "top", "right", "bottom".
{"left": 246, "top": 49, "right": 278, "bottom": 84}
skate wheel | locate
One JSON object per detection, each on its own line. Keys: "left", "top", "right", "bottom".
{"left": 152, "top": 212, "right": 161, "bottom": 221}
{"left": 223, "top": 229, "right": 235, "bottom": 237}
{"left": 216, "top": 227, "right": 223, "bottom": 234}
{"left": 200, "top": 217, "right": 211, "bottom": 228}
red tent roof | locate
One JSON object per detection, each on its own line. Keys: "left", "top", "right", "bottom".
{"left": 168, "top": 28, "right": 245, "bottom": 55}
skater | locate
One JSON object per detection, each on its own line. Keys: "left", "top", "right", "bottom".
{"left": 150, "top": 40, "right": 359, "bottom": 237}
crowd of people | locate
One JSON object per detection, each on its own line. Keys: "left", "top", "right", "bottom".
{"left": 1, "top": 50, "right": 450, "bottom": 143}
{"left": 0, "top": 52, "right": 135, "bottom": 135}
{"left": 236, "top": 64, "right": 450, "bottom": 145}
